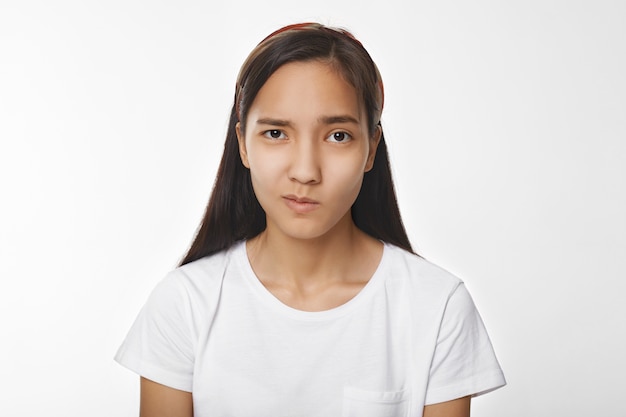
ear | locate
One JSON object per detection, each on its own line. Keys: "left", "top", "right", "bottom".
{"left": 236, "top": 122, "right": 250, "bottom": 168}
{"left": 364, "top": 124, "right": 382, "bottom": 172}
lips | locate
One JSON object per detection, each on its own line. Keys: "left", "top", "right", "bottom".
{"left": 282, "top": 194, "right": 320, "bottom": 213}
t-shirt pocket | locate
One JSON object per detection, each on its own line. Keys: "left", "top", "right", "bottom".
{"left": 342, "top": 386, "right": 409, "bottom": 417}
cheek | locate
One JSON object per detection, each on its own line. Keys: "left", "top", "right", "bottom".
{"left": 249, "top": 163, "right": 274, "bottom": 189}
{"left": 247, "top": 144, "right": 278, "bottom": 177}
{"left": 323, "top": 158, "right": 367, "bottom": 197}
{"left": 247, "top": 153, "right": 285, "bottom": 198}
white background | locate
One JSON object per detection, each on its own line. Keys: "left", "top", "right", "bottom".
{"left": 1, "top": 1, "right": 624, "bottom": 416}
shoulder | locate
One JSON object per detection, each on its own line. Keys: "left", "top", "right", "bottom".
{"left": 383, "top": 244, "right": 463, "bottom": 298}
{"left": 147, "top": 242, "right": 243, "bottom": 313}
{"left": 175, "top": 242, "right": 241, "bottom": 285}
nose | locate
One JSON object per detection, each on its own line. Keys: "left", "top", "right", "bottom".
{"left": 287, "top": 139, "right": 321, "bottom": 185}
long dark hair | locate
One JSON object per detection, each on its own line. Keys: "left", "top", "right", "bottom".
{"left": 180, "top": 23, "right": 414, "bottom": 266}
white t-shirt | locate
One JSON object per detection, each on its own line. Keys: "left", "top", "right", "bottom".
{"left": 115, "top": 241, "right": 505, "bottom": 416}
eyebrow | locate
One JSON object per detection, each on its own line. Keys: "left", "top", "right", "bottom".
{"left": 256, "top": 118, "right": 292, "bottom": 127}
{"left": 319, "top": 115, "right": 360, "bottom": 125}
{"left": 255, "top": 115, "right": 360, "bottom": 127}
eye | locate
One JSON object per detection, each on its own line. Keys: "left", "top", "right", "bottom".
{"left": 327, "top": 131, "right": 352, "bottom": 143}
{"left": 263, "top": 129, "right": 287, "bottom": 140}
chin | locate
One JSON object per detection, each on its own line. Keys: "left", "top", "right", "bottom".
{"left": 269, "top": 214, "right": 352, "bottom": 242}
{"left": 276, "top": 225, "right": 334, "bottom": 241}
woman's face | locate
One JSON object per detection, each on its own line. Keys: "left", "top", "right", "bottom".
{"left": 237, "top": 60, "right": 380, "bottom": 241}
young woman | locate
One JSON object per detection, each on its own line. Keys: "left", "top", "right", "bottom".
{"left": 116, "top": 23, "right": 506, "bottom": 417}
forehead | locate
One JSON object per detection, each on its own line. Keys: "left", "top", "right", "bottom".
{"left": 247, "top": 61, "right": 363, "bottom": 121}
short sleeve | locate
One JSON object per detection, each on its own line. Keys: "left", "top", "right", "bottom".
{"left": 114, "top": 273, "right": 195, "bottom": 392}
{"left": 425, "top": 283, "right": 506, "bottom": 405}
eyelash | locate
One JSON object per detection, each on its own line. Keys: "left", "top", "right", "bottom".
{"left": 327, "top": 131, "right": 352, "bottom": 143}
{"left": 262, "top": 129, "right": 287, "bottom": 140}
{"left": 261, "top": 130, "right": 352, "bottom": 143}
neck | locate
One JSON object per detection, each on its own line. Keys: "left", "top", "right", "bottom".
{"left": 246, "top": 214, "right": 378, "bottom": 287}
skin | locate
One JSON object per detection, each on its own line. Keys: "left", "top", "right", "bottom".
{"left": 236, "top": 60, "right": 383, "bottom": 312}
{"left": 140, "top": 60, "right": 471, "bottom": 416}
{"left": 424, "top": 396, "right": 471, "bottom": 417}
{"left": 140, "top": 378, "right": 192, "bottom": 417}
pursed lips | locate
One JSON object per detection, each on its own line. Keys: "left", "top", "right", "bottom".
{"left": 282, "top": 194, "right": 320, "bottom": 213}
